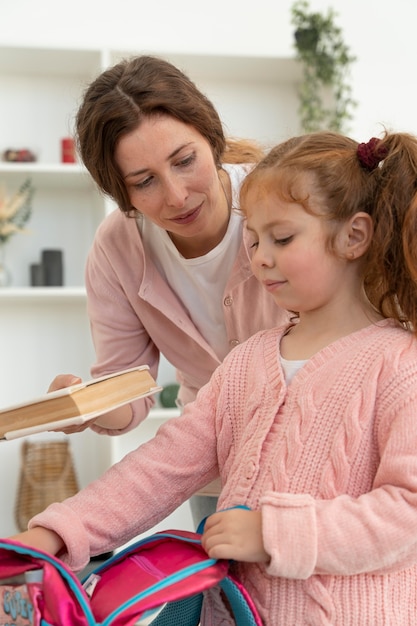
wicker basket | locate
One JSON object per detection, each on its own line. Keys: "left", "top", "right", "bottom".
{"left": 14, "top": 439, "right": 80, "bottom": 532}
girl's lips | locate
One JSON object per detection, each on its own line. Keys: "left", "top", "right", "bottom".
{"left": 262, "top": 279, "right": 286, "bottom": 293}
{"left": 170, "top": 204, "right": 202, "bottom": 225}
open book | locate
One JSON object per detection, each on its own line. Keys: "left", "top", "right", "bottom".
{"left": 0, "top": 366, "right": 161, "bottom": 440}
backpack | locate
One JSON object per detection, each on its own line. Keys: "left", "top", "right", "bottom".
{"left": 0, "top": 528, "right": 262, "bottom": 626}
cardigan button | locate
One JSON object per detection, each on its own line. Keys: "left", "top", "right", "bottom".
{"left": 229, "top": 339, "right": 239, "bottom": 348}
{"left": 245, "top": 460, "right": 256, "bottom": 479}
{"left": 224, "top": 296, "right": 233, "bottom": 306}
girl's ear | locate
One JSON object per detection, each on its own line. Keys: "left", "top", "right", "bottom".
{"left": 343, "top": 212, "right": 373, "bottom": 260}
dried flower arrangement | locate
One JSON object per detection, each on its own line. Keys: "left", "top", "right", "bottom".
{"left": 0, "top": 178, "right": 34, "bottom": 244}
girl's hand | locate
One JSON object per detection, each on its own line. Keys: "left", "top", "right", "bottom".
{"left": 201, "top": 508, "right": 270, "bottom": 563}
{"left": 10, "top": 527, "right": 64, "bottom": 556}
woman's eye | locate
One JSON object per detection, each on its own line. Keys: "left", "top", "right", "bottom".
{"left": 134, "top": 176, "right": 153, "bottom": 190}
{"left": 249, "top": 241, "right": 259, "bottom": 249}
{"left": 176, "top": 153, "right": 195, "bottom": 168}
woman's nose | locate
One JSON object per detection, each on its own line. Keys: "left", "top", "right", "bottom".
{"left": 164, "top": 177, "right": 188, "bottom": 208}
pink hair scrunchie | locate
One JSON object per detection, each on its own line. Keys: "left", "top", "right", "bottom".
{"left": 357, "top": 137, "right": 388, "bottom": 171}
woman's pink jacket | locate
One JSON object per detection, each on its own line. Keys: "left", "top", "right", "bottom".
{"left": 85, "top": 200, "right": 288, "bottom": 434}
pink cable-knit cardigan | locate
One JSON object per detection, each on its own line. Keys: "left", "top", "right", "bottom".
{"left": 30, "top": 319, "right": 417, "bottom": 625}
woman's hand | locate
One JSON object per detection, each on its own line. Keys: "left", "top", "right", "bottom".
{"left": 48, "top": 374, "right": 93, "bottom": 433}
{"left": 48, "top": 373, "right": 133, "bottom": 433}
{"left": 201, "top": 508, "right": 270, "bottom": 563}
{"left": 48, "top": 374, "right": 82, "bottom": 393}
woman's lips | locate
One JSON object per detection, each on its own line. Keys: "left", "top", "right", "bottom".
{"left": 170, "top": 204, "right": 202, "bottom": 225}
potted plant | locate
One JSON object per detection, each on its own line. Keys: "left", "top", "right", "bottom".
{"left": 291, "top": 0, "right": 356, "bottom": 133}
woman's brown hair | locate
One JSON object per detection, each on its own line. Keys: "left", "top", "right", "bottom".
{"left": 76, "top": 55, "right": 263, "bottom": 215}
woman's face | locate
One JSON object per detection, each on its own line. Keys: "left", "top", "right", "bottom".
{"left": 115, "top": 114, "right": 227, "bottom": 256}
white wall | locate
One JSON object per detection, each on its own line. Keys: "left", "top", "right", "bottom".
{"left": 1, "top": 0, "right": 417, "bottom": 140}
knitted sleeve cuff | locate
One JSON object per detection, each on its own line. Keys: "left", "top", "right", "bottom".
{"left": 29, "top": 502, "right": 91, "bottom": 572}
{"left": 260, "top": 491, "right": 317, "bottom": 579}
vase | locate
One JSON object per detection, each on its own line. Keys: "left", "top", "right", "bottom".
{"left": 0, "top": 243, "right": 11, "bottom": 287}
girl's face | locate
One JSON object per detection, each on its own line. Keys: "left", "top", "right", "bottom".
{"left": 115, "top": 114, "right": 227, "bottom": 256}
{"left": 246, "top": 182, "right": 349, "bottom": 315}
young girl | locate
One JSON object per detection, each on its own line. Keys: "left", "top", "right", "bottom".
{"left": 13, "top": 130, "right": 417, "bottom": 624}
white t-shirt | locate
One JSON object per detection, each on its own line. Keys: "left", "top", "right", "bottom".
{"left": 280, "top": 356, "right": 307, "bottom": 384}
{"left": 140, "top": 164, "right": 249, "bottom": 361}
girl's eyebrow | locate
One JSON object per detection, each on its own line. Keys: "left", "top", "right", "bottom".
{"left": 123, "top": 143, "right": 194, "bottom": 180}
{"left": 246, "top": 218, "right": 293, "bottom": 232}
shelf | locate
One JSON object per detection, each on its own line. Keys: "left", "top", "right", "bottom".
{"left": 0, "top": 163, "right": 92, "bottom": 189}
{"left": 0, "top": 46, "right": 102, "bottom": 78}
{"left": 0, "top": 286, "right": 86, "bottom": 302}
{"left": 110, "top": 50, "right": 301, "bottom": 83}
{"left": 0, "top": 45, "right": 301, "bottom": 85}
{"left": 149, "top": 407, "right": 181, "bottom": 420}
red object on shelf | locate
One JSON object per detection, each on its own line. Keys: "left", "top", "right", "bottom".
{"left": 3, "top": 148, "right": 36, "bottom": 162}
{"left": 61, "top": 137, "right": 76, "bottom": 163}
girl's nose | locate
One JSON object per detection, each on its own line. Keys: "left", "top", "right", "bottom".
{"left": 251, "top": 244, "right": 273, "bottom": 268}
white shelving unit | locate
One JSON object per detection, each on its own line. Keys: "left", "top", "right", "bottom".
{"left": 0, "top": 44, "right": 300, "bottom": 536}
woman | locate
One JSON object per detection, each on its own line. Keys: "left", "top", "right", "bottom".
{"left": 53, "top": 55, "right": 289, "bottom": 521}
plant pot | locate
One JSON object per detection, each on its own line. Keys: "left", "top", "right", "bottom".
{"left": 294, "top": 27, "right": 319, "bottom": 52}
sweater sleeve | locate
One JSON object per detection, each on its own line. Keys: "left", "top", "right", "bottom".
{"left": 261, "top": 386, "right": 417, "bottom": 579}
{"left": 28, "top": 374, "right": 222, "bottom": 571}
